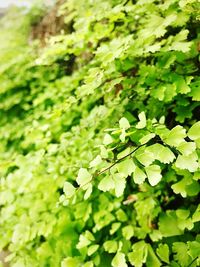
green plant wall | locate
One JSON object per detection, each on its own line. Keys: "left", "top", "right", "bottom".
{"left": 0, "top": 0, "right": 200, "bottom": 266}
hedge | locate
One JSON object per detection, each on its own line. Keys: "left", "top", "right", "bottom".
{"left": 0, "top": 0, "right": 200, "bottom": 266}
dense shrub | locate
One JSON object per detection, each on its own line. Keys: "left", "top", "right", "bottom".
{"left": 0, "top": 0, "right": 200, "bottom": 266}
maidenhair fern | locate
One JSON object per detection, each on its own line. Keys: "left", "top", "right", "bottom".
{"left": 0, "top": 0, "right": 199, "bottom": 266}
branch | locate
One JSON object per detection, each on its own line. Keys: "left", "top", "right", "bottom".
{"left": 97, "top": 143, "right": 146, "bottom": 175}
{"left": 187, "top": 256, "right": 198, "bottom": 267}
{"left": 76, "top": 142, "right": 147, "bottom": 193}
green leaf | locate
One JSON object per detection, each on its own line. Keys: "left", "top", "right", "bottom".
{"left": 84, "top": 184, "right": 93, "bottom": 200}
{"left": 122, "top": 225, "right": 134, "bottom": 240}
{"left": 135, "top": 147, "right": 154, "bottom": 166}
{"left": 98, "top": 175, "right": 114, "bottom": 192}
{"left": 98, "top": 175, "right": 115, "bottom": 192}
{"left": 186, "top": 180, "right": 200, "bottom": 196}
{"left": 171, "top": 177, "right": 189, "bottom": 198}
{"left": 63, "top": 182, "right": 76, "bottom": 198}
{"left": 188, "top": 241, "right": 200, "bottom": 259}
{"left": 177, "top": 214, "right": 194, "bottom": 231}
{"left": 145, "top": 165, "right": 162, "bottom": 186}
{"left": 139, "top": 133, "right": 155, "bottom": 144}
{"left": 133, "top": 166, "right": 147, "bottom": 184}
{"left": 159, "top": 211, "right": 182, "bottom": 237}
{"left": 120, "top": 129, "right": 126, "bottom": 142}
{"left": 100, "top": 145, "right": 109, "bottom": 158}
{"left": 61, "top": 257, "right": 81, "bottom": 267}
{"left": 119, "top": 117, "right": 130, "bottom": 130}
{"left": 146, "top": 245, "right": 161, "bottom": 267}
{"left": 117, "top": 147, "right": 131, "bottom": 159}
{"left": 76, "top": 232, "right": 93, "bottom": 249}
{"left": 136, "top": 112, "right": 146, "bottom": 129}
{"left": 157, "top": 145, "right": 175, "bottom": 163}
{"left": 192, "top": 205, "right": 200, "bottom": 223}
{"left": 111, "top": 252, "right": 127, "bottom": 267}
{"left": 169, "top": 30, "right": 191, "bottom": 52}
{"left": 113, "top": 174, "right": 126, "bottom": 197}
{"left": 104, "top": 240, "right": 118, "bottom": 253}
{"left": 103, "top": 134, "right": 113, "bottom": 145}
{"left": 82, "top": 262, "right": 93, "bottom": 267}
{"left": 176, "top": 209, "right": 190, "bottom": 219}
{"left": 188, "top": 121, "right": 200, "bottom": 140}
{"left": 172, "top": 242, "right": 190, "bottom": 266}
{"left": 190, "top": 82, "right": 200, "bottom": 101}
{"left": 175, "top": 76, "right": 191, "bottom": 94}
{"left": 116, "top": 209, "right": 128, "bottom": 222}
{"left": 156, "top": 244, "right": 170, "bottom": 263}
{"left": 165, "top": 125, "right": 186, "bottom": 147}
{"left": 77, "top": 168, "right": 92, "bottom": 187}
{"left": 89, "top": 155, "right": 102, "bottom": 168}
{"left": 116, "top": 158, "right": 136, "bottom": 177}
{"left": 87, "top": 244, "right": 99, "bottom": 256}
{"left": 175, "top": 152, "right": 198, "bottom": 172}
{"left": 177, "top": 141, "right": 196, "bottom": 156}
{"left": 128, "top": 241, "right": 148, "bottom": 267}
{"left": 147, "top": 144, "right": 175, "bottom": 163}
{"left": 110, "top": 222, "right": 121, "bottom": 235}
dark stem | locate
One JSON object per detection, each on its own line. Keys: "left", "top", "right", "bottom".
{"left": 97, "top": 143, "right": 146, "bottom": 175}
{"left": 187, "top": 256, "right": 198, "bottom": 267}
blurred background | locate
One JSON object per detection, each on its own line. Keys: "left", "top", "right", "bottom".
{"left": 0, "top": 0, "right": 55, "bottom": 10}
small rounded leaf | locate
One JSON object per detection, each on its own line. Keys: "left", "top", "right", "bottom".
{"left": 63, "top": 182, "right": 76, "bottom": 198}
{"left": 89, "top": 155, "right": 102, "bottom": 168}
{"left": 119, "top": 117, "right": 130, "bottom": 130}
{"left": 104, "top": 240, "right": 118, "bottom": 253}
{"left": 136, "top": 112, "right": 146, "bottom": 129}
{"left": 133, "top": 166, "right": 147, "bottom": 184}
{"left": 112, "top": 252, "right": 127, "bottom": 267}
{"left": 188, "top": 121, "right": 200, "bottom": 140}
{"left": 145, "top": 165, "right": 162, "bottom": 186}
{"left": 77, "top": 168, "right": 92, "bottom": 187}
{"left": 103, "top": 134, "right": 113, "bottom": 145}
{"left": 87, "top": 244, "right": 99, "bottom": 256}
{"left": 98, "top": 175, "right": 115, "bottom": 192}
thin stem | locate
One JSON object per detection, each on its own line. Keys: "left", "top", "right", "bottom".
{"left": 187, "top": 256, "right": 198, "bottom": 267}
{"left": 97, "top": 143, "right": 146, "bottom": 175}
{"left": 76, "top": 142, "right": 147, "bottom": 192}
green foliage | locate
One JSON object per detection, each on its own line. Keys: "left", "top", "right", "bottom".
{"left": 0, "top": 0, "right": 200, "bottom": 266}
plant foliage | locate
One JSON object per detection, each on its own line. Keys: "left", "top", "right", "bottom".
{"left": 0, "top": 0, "right": 200, "bottom": 266}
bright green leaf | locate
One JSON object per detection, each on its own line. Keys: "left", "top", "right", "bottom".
{"left": 128, "top": 241, "right": 148, "bottom": 267}
{"left": 103, "top": 134, "right": 113, "bottom": 145}
{"left": 104, "top": 240, "right": 118, "bottom": 253}
{"left": 87, "top": 244, "right": 99, "bottom": 256}
{"left": 77, "top": 168, "right": 92, "bottom": 187}
{"left": 133, "top": 166, "right": 147, "bottom": 184}
{"left": 175, "top": 152, "right": 198, "bottom": 172}
{"left": 165, "top": 126, "right": 186, "bottom": 147}
{"left": 89, "top": 155, "right": 102, "bottom": 168}
{"left": 122, "top": 225, "right": 134, "bottom": 240}
{"left": 136, "top": 112, "right": 146, "bottom": 129}
{"left": 146, "top": 245, "right": 161, "bottom": 267}
{"left": 116, "top": 158, "right": 136, "bottom": 177}
{"left": 156, "top": 244, "right": 169, "bottom": 263}
{"left": 178, "top": 141, "right": 196, "bottom": 156}
{"left": 98, "top": 175, "right": 114, "bottom": 192}
{"left": 119, "top": 117, "right": 130, "bottom": 130}
{"left": 113, "top": 174, "right": 126, "bottom": 197}
{"left": 111, "top": 252, "right": 127, "bottom": 267}
{"left": 145, "top": 165, "right": 162, "bottom": 186}
{"left": 188, "top": 121, "right": 200, "bottom": 140}
{"left": 61, "top": 257, "right": 81, "bottom": 267}
{"left": 140, "top": 133, "right": 155, "bottom": 144}
{"left": 63, "top": 182, "right": 76, "bottom": 198}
